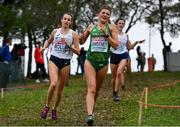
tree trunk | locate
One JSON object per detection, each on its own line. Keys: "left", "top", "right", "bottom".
{"left": 27, "top": 30, "right": 32, "bottom": 77}
{"left": 20, "top": 31, "right": 25, "bottom": 77}
{"left": 159, "top": 0, "right": 167, "bottom": 71}
{"left": 32, "top": 30, "right": 37, "bottom": 46}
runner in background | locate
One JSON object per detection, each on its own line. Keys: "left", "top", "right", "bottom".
{"left": 110, "top": 18, "right": 144, "bottom": 101}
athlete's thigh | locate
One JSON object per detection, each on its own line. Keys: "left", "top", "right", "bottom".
{"left": 96, "top": 65, "right": 108, "bottom": 87}
{"left": 59, "top": 65, "right": 70, "bottom": 84}
{"left": 127, "top": 59, "right": 131, "bottom": 68}
{"left": 110, "top": 64, "right": 118, "bottom": 79}
{"left": 84, "top": 60, "right": 96, "bottom": 88}
{"left": 48, "top": 61, "right": 59, "bottom": 84}
{"left": 117, "top": 59, "right": 127, "bottom": 72}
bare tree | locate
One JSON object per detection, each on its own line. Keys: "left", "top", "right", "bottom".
{"left": 145, "top": 0, "right": 180, "bottom": 71}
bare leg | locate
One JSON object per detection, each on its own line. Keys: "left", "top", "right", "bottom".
{"left": 53, "top": 66, "right": 70, "bottom": 110}
{"left": 127, "top": 59, "right": 131, "bottom": 74}
{"left": 41, "top": 61, "right": 59, "bottom": 119}
{"left": 45, "top": 61, "right": 59, "bottom": 107}
{"left": 110, "top": 64, "right": 118, "bottom": 92}
{"left": 115, "top": 59, "right": 127, "bottom": 92}
{"left": 85, "top": 60, "right": 96, "bottom": 115}
{"left": 95, "top": 65, "right": 108, "bottom": 101}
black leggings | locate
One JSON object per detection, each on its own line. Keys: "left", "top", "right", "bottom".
{"left": 35, "top": 62, "right": 46, "bottom": 79}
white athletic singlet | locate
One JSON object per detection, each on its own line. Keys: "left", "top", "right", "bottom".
{"left": 51, "top": 28, "right": 73, "bottom": 59}
{"left": 111, "top": 33, "right": 128, "bottom": 54}
{"left": 46, "top": 42, "right": 53, "bottom": 60}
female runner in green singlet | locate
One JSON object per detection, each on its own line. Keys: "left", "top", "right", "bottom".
{"left": 79, "top": 5, "right": 118, "bottom": 126}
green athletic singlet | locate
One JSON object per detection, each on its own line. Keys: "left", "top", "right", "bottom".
{"left": 86, "top": 24, "right": 111, "bottom": 71}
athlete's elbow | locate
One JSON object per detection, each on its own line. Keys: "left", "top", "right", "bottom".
{"left": 112, "top": 41, "right": 118, "bottom": 49}
{"left": 77, "top": 51, "right": 80, "bottom": 55}
{"left": 78, "top": 35, "right": 85, "bottom": 45}
{"left": 76, "top": 49, "right": 80, "bottom": 55}
{"left": 79, "top": 40, "right": 85, "bottom": 45}
{"left": 127, "top": 46, "right": 131, "bottom": 50}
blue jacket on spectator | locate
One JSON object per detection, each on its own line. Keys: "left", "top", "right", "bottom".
{"left": 0, "top": 43, "right": 12, "bottom": 63}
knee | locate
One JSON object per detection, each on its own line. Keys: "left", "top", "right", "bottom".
{"left": 111, "top": 78, "right": 115, "bottom": 84}
{"left": 88, "top": 87, "right": 96, "bottom": 95}
{"left": 50, "top": 80, "right": 58, "bottom": 87}
{"left": 116, "top": 70, "right": 123, "bottom": 78}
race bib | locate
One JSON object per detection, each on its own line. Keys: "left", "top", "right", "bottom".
{"left": 91, "top": 36, "right": 108, "bottom": 52}
{"left": 54, "top": 39, "right": 69, "bottom": 54}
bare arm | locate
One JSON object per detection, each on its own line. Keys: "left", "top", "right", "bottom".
{"left": 101, "top": 24, "right": 118, "bottom": 48}
{"left": 79, "top": 24, "right": 93, "bottom": 45}
{"left": 109, "top": 24, "right": 118, "bottom": 48}
{"left": 70, "top": 31, "right": 80, "bottom": 55}
{"left": 41, "top": 29, "right": 56, "bottom": 51}
{"left": 127, "top": 35, "right": 145, "bottom": 50}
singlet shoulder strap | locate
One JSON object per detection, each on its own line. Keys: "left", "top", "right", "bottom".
{"left": 70, "top": 29, "right": 74, "bottom": 33}
{"left": 125, "top": 33, "right": 129, "bottom": 40}
{"left": 92, "top": 24, "right": 97, "bottom": 29}
{"left": 105, "top": 23, "right": 111, "bottom": 35}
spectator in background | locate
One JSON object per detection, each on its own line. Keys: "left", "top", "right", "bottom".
{"left": 11, "top": 44, "right": 22, "bottom": 63}
{"left": 0, "top": 36, "right": 12, "bottom": 63}
{"left": 151, "top": 54, "right": 156, "bottom": 71}
{"left": 166, "top": 42, "right": 172, "bottom": 52}
{"left": 76, "top": 47, "right": 86, "bottom": 75}
{"left": 136, "top": 46, "right": 142, "bottom": 71}
{"left": 11, "top": 44, "right": 19, "bottom": 62}
{"left": 0, "top": 36, "right": 12, "bottom": 88}
{"left": 12, "top": 43, "right": 27, "bottom": 78}
{"left": 11, "top": 44, "right": 25, "bottom": 83}
{"left": 162, "top": 42, "right": 172, "bottom": 71}
{"left": 140, "top": 52, "right": 146, "bottom": 72}
{"left": 34, "top": 41, "right": 49, "bottom": 83}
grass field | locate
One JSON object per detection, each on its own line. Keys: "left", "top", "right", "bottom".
{"left": 0, "top": 71, "right": 180, "bottom": 126}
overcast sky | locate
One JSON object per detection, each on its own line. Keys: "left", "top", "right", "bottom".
{"left": 127, "top": 22, "right": 180, "bottom": 58}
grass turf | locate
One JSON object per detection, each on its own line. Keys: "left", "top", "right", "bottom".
{"left": 0, "top": 71, "right": 180, "bottom": 126}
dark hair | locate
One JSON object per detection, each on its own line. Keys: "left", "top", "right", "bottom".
{"left": 61, "top": 12, "right": 73, "bottom": 28}
{"left": 62, "top": 12, "right": 73, "bottom": 19}
{"left": 137, "top": 46, "right": 141, "bottom": 50}
{"left": 115, "top": 18, "right": 125, "bottom": 25}
{"left": 36, "top": 41, "right": 41, "bottom": 45}
{"left": 100, "top": 5, "right": 111, "bottom": 14}
{"left": 3, "top": 36, "right": 12, "bottom": 46}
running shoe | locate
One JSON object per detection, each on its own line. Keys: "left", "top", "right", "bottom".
{"left": 86, "top": 114, "right": 94, "bottom": 126}
{"left": 43, "top": 78, "right": 49, "bottom": 82}
{"left": 36, "top": 79, "right": 41, "bottom": 83}
{"left": 122, "top": 85, "right": 125, "bottom": 90}
{"left": 51, "top": 109, "right": 57, "bottom": 120}
{"left": 113, "top": 92, "right": 120, "bottom": 101}
{"left": 40, "top": 106, "right": 49, "bottom": 119}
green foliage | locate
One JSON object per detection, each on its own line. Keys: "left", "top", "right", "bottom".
{"left": 145, "top": 1, "right": 180, "bottom": 38}
{"left": 0, "top": 5, "right": 16, "bottom": 36}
